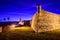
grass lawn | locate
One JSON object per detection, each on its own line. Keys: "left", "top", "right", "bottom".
{"left": 0, "top": 26, "right": 60, "bottom": 40}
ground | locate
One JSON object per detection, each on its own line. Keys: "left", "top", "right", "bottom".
{"left": 0, "top": 26, "right": 60, "bottom": 40}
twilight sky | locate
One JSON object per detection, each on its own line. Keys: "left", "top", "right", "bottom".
{"left": 0, "top": 0, "right": 60, "bottom": 21}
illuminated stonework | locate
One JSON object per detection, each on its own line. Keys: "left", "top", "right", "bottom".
{"left": 31, "top": 6, "right": 60, "bottom": 32}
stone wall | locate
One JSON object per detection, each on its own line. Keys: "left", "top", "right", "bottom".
{"left": 31, "top": 9, "right": 60, "bottom": 32}
{"left": 0, "top": 27, "right": 2, "bottom": 32}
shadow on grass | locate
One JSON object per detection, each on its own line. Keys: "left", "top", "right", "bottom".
{"left": 0, "top": 29, "right": 60, "bottom": 40}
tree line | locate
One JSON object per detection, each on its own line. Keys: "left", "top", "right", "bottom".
{"left": 3, "top": 17, "right": 10, "bottom": 21}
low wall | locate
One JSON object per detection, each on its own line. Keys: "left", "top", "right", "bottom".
{"left": 0, "top": 27, "right": 2, "bottom": 32}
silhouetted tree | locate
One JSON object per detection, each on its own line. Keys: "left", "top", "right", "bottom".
{"left": 2, "top": 18, "right": 6, "bottom": 32}
{"left": 7, "top": 17, "right": 10, "bottom": 21}
{"left": 3, "top": 18, "right": 6, "bottom": 21}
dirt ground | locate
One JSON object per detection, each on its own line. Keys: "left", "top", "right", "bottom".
{"left": 0, "top": 26, "right": 60, "bottom": 40}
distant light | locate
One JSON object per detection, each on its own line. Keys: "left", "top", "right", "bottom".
{"left": 11, "top": 27, "right": 33, "bottom": 31}
{"left": 9, "top": 24, "right": 16, "bottom": 28}
{"left": 19, "top": 20, "right": 24, "bottom": 25}
{"left": 13, "top": 27, "right": 29, "bottom": 30}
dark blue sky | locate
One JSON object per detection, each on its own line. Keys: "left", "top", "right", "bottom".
{"left": 0, "top": 0, "right": 60, "bottom": 21}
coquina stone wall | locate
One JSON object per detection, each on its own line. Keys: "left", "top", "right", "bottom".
{"left": 31, "top": 6, "right": 60, "bottom": 32}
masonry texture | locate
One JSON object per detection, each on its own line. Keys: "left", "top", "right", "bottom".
{"left": 31, "top": 6, "right": 60, "bottom": 32}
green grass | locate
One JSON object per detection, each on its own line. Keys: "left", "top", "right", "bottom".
{"left": 0, "top": 27, "right": 60, "bottom": 40}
